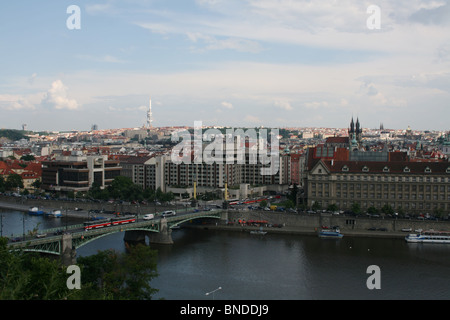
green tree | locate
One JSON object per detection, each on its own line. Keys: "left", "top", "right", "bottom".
{"left": 259, "top": 200, "right": 267, "bottom": 208}
{"left": 20, "top": 154, "right": 35, "bottom": 161}
{"left": 77, "top": 244, "right": 158, "bottom": 300}
{"left": 0, "top": 237, "right": 71, "bottom": 300}
{"left": 288, "top": 184, "right": 299, "bottom": 205}
{"left": 0, "top": 176, "right": 5, "bottom": 192}
{"left": 367, "top": 206, "right": 379, "bottom": 215}
{"left": 381, "top": 204, "right": 394, "bottom": 215}
{"left": 327, "top": 203, "right": 338, "bottom": 212}
{"left": 351, "top": 202, "right": 361, "bottom": 215}
{"left": 5, "top": 173, "right": 23, "bottom": 190}
{"left": 0, "top": 238, "right": 159, "bottom": 300}
{"left": 312, "top": 201, "right": 321, "bottom": 211}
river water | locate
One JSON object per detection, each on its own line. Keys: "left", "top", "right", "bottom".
{"left": 2, "top": 209, "right": 450, "bottom": 300}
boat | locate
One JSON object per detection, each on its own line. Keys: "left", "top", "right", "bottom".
{"left": 250, "top": 227, "right": 267, "bottom": 235}
{"left": 405, "top": 230, "right": 450, "bottom": 244}
{"left": 28, "top": 207, "right": 44, "bottom": 216}
{"left": 318, "top": 226, "right": 343, "bottom": 239}
{"left": 46, "top": 209, "right": 62, "bottom": 218}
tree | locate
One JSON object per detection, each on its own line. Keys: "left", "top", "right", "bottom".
{"left": 0, "top": 238, "right": 159, "bottom": 300}
{"left": 288, "top": 184, "right": 299, "bottom": 205}
{"left": 351, "top": 202, "right": 361, "bottom": 215}
{"left": 77, "top": 244, "right": 158, "bottom": 300}
{"left": 259, "top": 200, "right": 267, "bottom": 208}
{"left": 327, "top": 203, "right": 338, "bottom": 212}
{"left": 381, "top": 204, "right": 394, "bottom": 215}
{"left": 367, "top": 206, "right": 379, "bottom": 215}
{"left": 20, "top": 154, "right": 35, "bottom": 161}
{"left": 5, "top": 174, "right": 23, "bottom": 190}
{"left": 312, "top": 201, "right": 321, "bottom": 211}
{"left": 0, "top": 176, "right": 5, "bottom": 192}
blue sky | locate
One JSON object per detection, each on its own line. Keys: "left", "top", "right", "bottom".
{"left": 0, "top": 0, "right": 449, "bottom": 131}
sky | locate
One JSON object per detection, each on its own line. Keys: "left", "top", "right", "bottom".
{"left": 0, "top": 0, "right": 449, "bottom": 132}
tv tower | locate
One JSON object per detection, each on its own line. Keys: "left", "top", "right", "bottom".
{"left": 146, "top": 97, "right": 153, "bottom": 128}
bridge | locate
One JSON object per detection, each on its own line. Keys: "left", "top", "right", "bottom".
{"left": 7, "top": 209, "right": 227, "bottom": 265}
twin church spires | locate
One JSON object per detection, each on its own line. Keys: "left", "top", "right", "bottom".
{"left": 348, "top": 117, "right": 362, "bottom": 150}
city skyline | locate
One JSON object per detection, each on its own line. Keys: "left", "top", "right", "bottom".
{"left": 0, "top": 1, "right": 449, "bottom": 132}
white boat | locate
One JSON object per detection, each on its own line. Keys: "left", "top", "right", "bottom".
{"left": 405, "top": 230, "right": 450, "bottom": 244}
{"left": 250, "top": 227, "right": 267, "bottom": 235}
{"left": 318, "top": 226, "right": 343, "bottom": 239}
{"left": 28, "top": 207, "right": 44, "bottom": 215}
{"left": 46, "top": 210, "right": 62, "bottom": 218}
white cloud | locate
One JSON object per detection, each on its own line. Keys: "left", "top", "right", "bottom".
{"left": 274, "top": 100, "right": 293, "bottom": 111}
{"left": 221, "top": 101, "right": 233, "bottom": 109}
{"left": 42, "top": 80, "right": 79, "bottom": 110}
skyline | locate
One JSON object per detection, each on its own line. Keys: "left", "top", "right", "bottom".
{"left": 0, "top": 1, "right": 449, "bottom": 132}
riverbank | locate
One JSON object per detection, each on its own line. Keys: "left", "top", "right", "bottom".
{"left": 185, "top": 223, "right": 407, "bottom": 239}
{"left": 1, "top": 198, "right": 445, "bottom": 240}
{"left": 0, "top": 200, "right": 94, "bottom": 220}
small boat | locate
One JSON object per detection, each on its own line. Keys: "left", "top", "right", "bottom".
{"left": 318, "top": 226, "right": 343, "bottom": 239}
{"left": 250, "top": 227, "right": 267, "bottom": 235}
{"left": 28, "top": 207, "right": 44, "bottom": 216}
{"left": 36, "top": 233, "right": 47, "bottom": 238}
{"left": 46, "top": 210, "right": 62, "bottom": 218}
{"left": 405, "top": 230, "right": 450, "bottom": 244}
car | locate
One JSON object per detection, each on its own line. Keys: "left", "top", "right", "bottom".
{"left": 143, "top": 214, "right": 155, "bottom": 220}
{"left": 161, "top": 210, "right": 176, "bottom": 217}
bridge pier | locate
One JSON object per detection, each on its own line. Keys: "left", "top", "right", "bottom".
{"left": 123, "top": 219, "right": 174, "bottom": 245}
{"left": 61, "top": 233, "right": 76, "bottom": 266}
{"left": 123, "top": 230, "right": 147, "bottom": 243}
{"left": 147, "top": 219, "right": 173, "bottom": 245}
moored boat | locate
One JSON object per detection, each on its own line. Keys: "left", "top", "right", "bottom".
{"left": 28, "top": 207, "right": 44, "bottom": 216}
{"left": 250, "top": 227, "right": 267, "bottom": 235}
{"left": 405, "top": 230, "right": 450, "bottom": 244}
{"left": 318, "top": 226, "right": 343, "bottom": 239}
{"left": 46, "top": 209, "right": 62, "bottom": 218}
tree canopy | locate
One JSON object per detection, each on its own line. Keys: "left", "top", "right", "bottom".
{"left": 0, "top": 237, "right": 159, "bottom": 300}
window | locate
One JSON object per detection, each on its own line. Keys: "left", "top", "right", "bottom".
{"left": 342, "top": 165, "right": 349, "bottom": 172}
{"left": 404, "top": 167, "right": 410, "bottom": 173}
{"left": 425, "top": 167, "right": 431, "bottom": 173}
{"left": 383, "top": 166, "right": 390, "bottom": 173}
{"left": 362, "top": 166, "right": 369, "bottom": 172}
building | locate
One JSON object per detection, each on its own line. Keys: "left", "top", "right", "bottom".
{"left": 306, "top": 156, "right": 450, "bottom": 214}
{"left": 120, "top": 154, "right": 165, "bottom": 191}
{"left": 304, "top": 118, "right": 450, "bottom": 215}
{"left": 41, "top": 153, "right": 121, "bottom": 192}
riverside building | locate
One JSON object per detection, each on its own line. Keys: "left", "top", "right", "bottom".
{"left": 305, "top": 119, "right": 450, "bottom": 215}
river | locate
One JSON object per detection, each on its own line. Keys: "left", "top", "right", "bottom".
{"left": 2, "top": 209, "right": 450, "bottom": 300}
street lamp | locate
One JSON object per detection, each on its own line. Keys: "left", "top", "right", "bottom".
{"left": 205, "top": 286, "right": 222, "bottom": 300}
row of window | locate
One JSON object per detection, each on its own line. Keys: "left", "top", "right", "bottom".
{"left": 311, "top": 183, "right": 450, "bottom": 193}
{"left": 311, "top": 174, "right": 450, "bottom": 183}
{"left": 312, "top": 191, "right": 450, "bottom": 201}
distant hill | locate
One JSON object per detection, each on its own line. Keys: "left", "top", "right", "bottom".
{"left": 0, "top": 129, "right": 29, "bottom": 142}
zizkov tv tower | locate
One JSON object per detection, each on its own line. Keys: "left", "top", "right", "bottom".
{"left": 147, "top": 97, "right": 153, "bottom": 128}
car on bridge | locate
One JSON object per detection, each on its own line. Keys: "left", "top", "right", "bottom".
{"left": 161, "top": 210, "right": 176, "bottom": 217}
{"left": 143, "top": 214, "right": 155, "bottom": 220}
